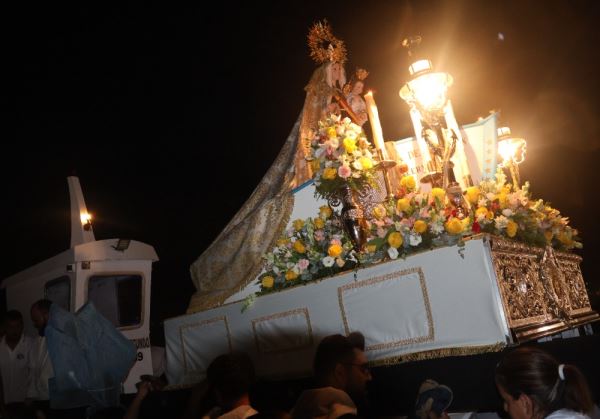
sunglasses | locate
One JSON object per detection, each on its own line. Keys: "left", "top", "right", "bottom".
{"left": 342, "top": 362, "right": 371, "bottom": 374}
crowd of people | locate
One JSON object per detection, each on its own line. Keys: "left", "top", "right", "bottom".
{"left": 1, "top": 306, "right": 598, "bottom": 419}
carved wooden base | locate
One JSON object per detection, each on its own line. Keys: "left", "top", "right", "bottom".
{"left": 488, "top": 235, "right": 599, "bottom": 342}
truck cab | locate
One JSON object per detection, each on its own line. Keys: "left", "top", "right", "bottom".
{"left": 0, "top": 177, "right": 158, "bottom": 394}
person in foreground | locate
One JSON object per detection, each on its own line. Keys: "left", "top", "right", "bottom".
{"left": 495, "top": 346, "right": 594, "bottom": 419}
{"left": 292, "top": 332, "right": 371, "bottom": 419}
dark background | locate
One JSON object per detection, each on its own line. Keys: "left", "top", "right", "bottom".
{"left": 1, "top": 1, "right": 599, "bottom": 343}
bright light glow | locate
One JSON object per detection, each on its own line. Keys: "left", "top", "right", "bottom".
{"left": 498, "top": 137, "right": 527, "bottom": 166}
{"left": 409, "top": 59, "right": 432, "bottom": 76}
{"left": 80, "top": 213, "right": 92, "bottom": 225}
{"left": 405, "top": 72, "right": 453, "bottom": 112}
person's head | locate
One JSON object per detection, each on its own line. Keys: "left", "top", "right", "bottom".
{"left": 495, "top": 346, "right": 594, "bottom": 419}
{"left": 207, "top": 352, "right": 256, "bottom": 411}
{"left": 30, "top": 299, "right": 53, "bottom": 336}
{"left": 351, "top": 80, "right": 364, "bottom": 95}
{"left": 412, "top": 379, "right": 453, "bottom": 419}
{"left": 313, "top": 332, "right": 371, "bottom": 400}
{"left": 3, "top": 310, "right": 24, "bottom": 342}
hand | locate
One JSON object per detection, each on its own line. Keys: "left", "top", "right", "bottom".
{"left": 135, "top": 380, "right": 153, "bottom": 401}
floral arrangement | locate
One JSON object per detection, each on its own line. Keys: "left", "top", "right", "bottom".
{"left": 307, "top": 114, "right": 377, "bottom": 200}
{"left": 361, "top": 169, "right": 581, "bottom": 263}
{"left": 258, "top": 169, "right": 581, "bottom": 293}
{"left": 258, "top": 205, "right": 357, "bottom": 294}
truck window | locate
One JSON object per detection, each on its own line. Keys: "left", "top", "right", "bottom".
{"left": 88, "top": 274, "right": 142, "bottom": 328}
{"left": 45, "top": 276, "right": 71, "bottom": 311}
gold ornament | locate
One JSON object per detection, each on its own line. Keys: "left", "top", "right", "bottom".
{"left": 307, "top": 20, "right": 347, "bottom": 64}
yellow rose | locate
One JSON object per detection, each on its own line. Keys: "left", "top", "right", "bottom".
{"left": 314, "top": 217, "right": 325, "bottom": 229}
{"left": 320, "top": 205, "right": 333, "bottom": 219}
{"left": 413, "top": 220, "right": 427, "bottom": 234}
{"left": 388, "top": 232, "right": 403, "bottom": 248}
{"left": 327, "top": 127, "right": 337, "bottom": 139}
{"left": 506, "top": 220, "right": 518, "bottom": 238}
{"left": 445, "top": 217, "right": 464, "bottom": 235}
{"left": 396, "top": 198, "right": 411, "bottom": 212}
{"left": 486, "top": 210, "right": 494, "bottom": 220}
{"left": 276, "top": 238, "right": 288, "bottom": 247}
{"left": 400, "top": 175, "right": 416, "bottom": 191}
{"left": 343, "top": 137, "right": 356, "bottom": 153}
{"left": 465, "top": 186, "right": 480, "bottom": 204}
{"left": 328, "top": 243, "right": 343, "bottom": 257}
{"left": 373, "top": 204, "right": 387, "bottom": 220}
{"left": 497, "top": 193, "right": 508, "bottom": 209}
{"left": 285, "top": 270, "right": 298, "bottom": 281}
{"left": 461, "top": 216, "right": 471, "bottom": 230}
{"left": 544, "top": 230, "right": 553, "bottom": 243}
{"left": 293, "top": 219, "right": 304, "bottom": 231}
{"left": 261, "top": 276, "right": 274, "bottom": 288}
{"left": 293, "top": 240, "right": 306, "bottom": 253}
{"left": 475, "top": 207, "right": 488, "bottom": 219}
{"left": 323, "top": 167, "right": 337, "bottom": 180}
{"left": 431, "top": 188, "right": 446, "bottom": 203}
{"left": 366, "top": 244, "right": 377, "bottom": 253}
{"left": 359, "top": 156, "right": 373, "bottom": 170}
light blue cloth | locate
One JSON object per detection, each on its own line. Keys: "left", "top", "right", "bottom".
{"left": 45, "top": 302, "right": 136, "bottom": 409}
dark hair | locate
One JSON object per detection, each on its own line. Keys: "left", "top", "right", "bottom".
{"left": 4, "top": 310, "right": 23, "bottom": 323}
{"left": 31, "top": 299, "right": 53, "bottom": 314}
{"left": 313, "top": 332, "right": 365, "bottom": 381}
{"left": 495, "top": 346, "right": 594, "bottom": 416}
{"left": 207, "top": 352, "right": 255, "bottom": 407}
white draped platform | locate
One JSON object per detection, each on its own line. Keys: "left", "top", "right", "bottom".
{"left": 164, "top": 236, "right": 510, "bottom": 386}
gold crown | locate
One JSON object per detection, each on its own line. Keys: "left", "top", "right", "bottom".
{"left": 307, "top": 20, "right": 347, "bottom": 64}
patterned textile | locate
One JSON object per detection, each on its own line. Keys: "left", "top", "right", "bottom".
{"left": 188, "top": 63, "right": 338, "bottom": 313}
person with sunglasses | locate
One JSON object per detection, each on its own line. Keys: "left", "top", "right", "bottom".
{"left": 291, "top": 332, "right": 372, "bottom": 419}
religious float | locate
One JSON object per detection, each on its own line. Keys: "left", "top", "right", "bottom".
{"left": 164, "top": 24, "right": 598, "bottom": 388}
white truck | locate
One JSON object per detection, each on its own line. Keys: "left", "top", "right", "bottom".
{"left": 0, "top": 176, "right": 158, "bottom": 394}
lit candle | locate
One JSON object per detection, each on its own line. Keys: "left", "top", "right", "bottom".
{"left": 364, "top": 91, "right": 388, "bottom": 159}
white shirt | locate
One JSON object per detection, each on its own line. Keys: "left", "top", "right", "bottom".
{"left": 0, "top": 334, "right": 34, "bottom": 403}
{"left": 545, "top": 409, "right": 591, "bottom": 419}
{"left": 203, "top": 405, "right": 258, "bottom": 419}
{"left": 26, "top": 336, "right": 54, "bottom": 401}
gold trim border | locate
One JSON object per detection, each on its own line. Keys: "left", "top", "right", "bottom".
{"left": 337, "top": 267, "right": 434, "bottom": 351}
{"left": 370, "top": 342, "right": 506, "bottom": 366}
{"left": 179, "top": 315, "right": 232, "bottom": 372}
{"left": 251, "top": 307, "right": 314, "bottom": 354}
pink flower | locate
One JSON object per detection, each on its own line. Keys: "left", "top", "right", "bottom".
{"left": 330, "top": 238, "right": 342, "bottom": 246}
{"left": 377, "top": 227, "right": 386, "bottom": 238}
{"left": 314, "top": 229, "right": 325, "bottom": 241}
{"left": 298, "top": 259, "right": 310, "bottom": 271}
{"left": 338, "top": 165, "right": 352, "bottom": 179}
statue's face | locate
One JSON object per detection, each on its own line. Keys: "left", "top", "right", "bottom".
{"left": 353, "top": 81, "right": 364, "bottom": 94}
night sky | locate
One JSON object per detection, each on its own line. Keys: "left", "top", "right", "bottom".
{"left": 2, "top": 1, "right": 599, "bottom": 341}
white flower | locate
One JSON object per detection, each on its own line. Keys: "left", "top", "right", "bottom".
{"left": 331, "top": 114, "right": 341, "bottom": 122}
{"left": 495, "top": 215, "right": 509, "bottom": 229}
{"left": 342, "top": 117, "right": 351, "bottom": 125}
{"left": 349, "top": 122, "right": 361, "bottom": 134}
{"left": 387, "top": 247, "right": 399, "bottom": 259}
{"left": 502, "top": 209, "right": 513, "bottom": 217}
{"left": 345, "top": 130, "right": 357, "bottom": 140}
{"left": 352, "top": 160, "right": 363, "bottom": 170}
{"left": 329, "top": 138, "right": 339, "bottom": 148}
{"left": 430, "top": 222, "right": 445, "bottom": 235}
{"left": 409, "top": 233, "right": 422, "bottom": 246}
{"left": 322, "top": 256, "right": 335, "bottom": 267}
{"left": 477, "top": 197, "right": 488, "bottom": 208}
{"left": 486, "top": 192, "right": 496, "bottom": 201}
{"left": 335, "top": 257, "right": 345, "bottom": 267}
